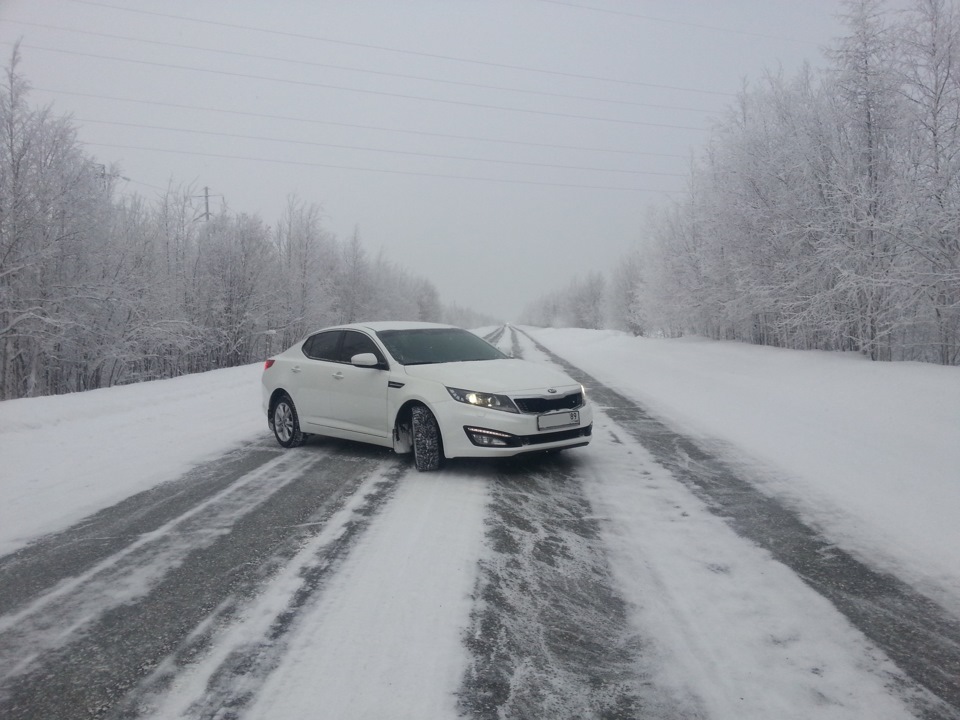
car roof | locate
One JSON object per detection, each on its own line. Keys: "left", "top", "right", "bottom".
{"left": 313, "top": 321, "right": 458, "bottom": 334}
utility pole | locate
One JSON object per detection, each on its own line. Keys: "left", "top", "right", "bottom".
{"left": 191, "top": 186, "right": 222, "bottom": 221}
{"left": 91, "top": 162, "right": 129, "bottom": 191}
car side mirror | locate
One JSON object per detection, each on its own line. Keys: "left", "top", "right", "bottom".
{"left": 351, "top": 352, "right": 382, "bottom": 368}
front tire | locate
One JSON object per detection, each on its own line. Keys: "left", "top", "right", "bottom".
{"left": 411, "top": 405, "right": 442, "bottom": 471}
{"left": 272, "top": 394, "right": 305, "bottom": 448}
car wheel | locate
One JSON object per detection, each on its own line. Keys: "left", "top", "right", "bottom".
{"left": 411, "top": 405, "right": 442, "bottom": 471}
{"left": 272, "top": 394, "right": 306, "bottom": 448}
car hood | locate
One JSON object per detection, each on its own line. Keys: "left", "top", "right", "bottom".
{"left": 401, "top": 358, "right": 580, "bottom": 395}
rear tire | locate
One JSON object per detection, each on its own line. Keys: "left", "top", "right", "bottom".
{"left": 272, "top": 394, "right": 305, "bottom": 448}
{"left": 411, "top": 405, "right": 442, "bottom": 471}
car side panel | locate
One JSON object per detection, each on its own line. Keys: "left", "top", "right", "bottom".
{"left": 325, "top": 364, "right": 391, "bottom": 438}
{"left": 293, "top": 356, "right": 341, "bottom": 427}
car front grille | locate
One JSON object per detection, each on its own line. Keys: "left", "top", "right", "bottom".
{"left": 514, "top": 392, "right": 583, "bottom": 414}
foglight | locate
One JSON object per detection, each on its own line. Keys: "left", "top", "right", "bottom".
{"left": 464, "top": 426, "right": 519, "bottom": 448}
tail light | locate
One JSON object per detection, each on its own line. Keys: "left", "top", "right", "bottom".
{"left": 264, "top": 359, "right": 276, "bottom": 370}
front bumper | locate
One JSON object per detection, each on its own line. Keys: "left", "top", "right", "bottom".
{"left": 433, "top": 398, "right": 594, "bottom": 459}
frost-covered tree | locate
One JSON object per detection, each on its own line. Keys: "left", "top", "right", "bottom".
{"left": 816, "top": 0, "right": 906, "bottom": 359}
{"left": 442, "top": 302, "right": 498, "bottom": 328}
{"left": 0, "top": 51, "right": 495, "bottom": 398}
{"left": 522, "top": 0, "right": 960, "bottom": 364}
{"left": 608, "top": 248, "right": 646, "bottom": 335}
{"left": 414, "top": 278, "right": 442, "bottom": 322}
{"left": 0, "top": 45, "right": 114, "bottom": 397}
{"left": 335, "top": 227, "right": 374, "bottom": 324}
{"left": 569, "top": 273, "right": 606, "bottom": 329}
{"left": 897, "top": 0, "right": 960, "bottom": 363}
{"left": 273, "top": 195, "right": 336, "bottom": 346}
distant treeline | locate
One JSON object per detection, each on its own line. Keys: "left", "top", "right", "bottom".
{"left": 524, "top": 0, "right": 960, "bottom": 366}
{"left": 0, "top": 48, "right": 494, "bottom": 400}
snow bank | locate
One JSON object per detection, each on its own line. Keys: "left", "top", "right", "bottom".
{"left": 0, "top": 364, "right": 265, "bottom": 555}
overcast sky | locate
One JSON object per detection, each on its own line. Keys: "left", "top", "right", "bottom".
{"left": 0, "top": 0, "right": 867, "bottom": 320}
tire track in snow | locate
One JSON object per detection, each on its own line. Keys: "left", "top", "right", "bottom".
{"left": 482, "top": 326, "right": 506, "bottom": 347}
{"left": 519, "top": 327, "right": 960, "bottom": 719}
{"left": 128, "top": 461, "right": 407, "bottom": 720}
{"left": 459, "top": 327, "right": 697, "bottom": 720}
{"left": 459, "top": 458, "right": 699, "bottom": 720}
{"left": 0, "top": 446, "right": 319, "bottom": 672}
{"left": 0, "top": 442, "right": 282, "bottom": 615}
{"left": 0, "top": 440, "right": 395, "bottom": 720}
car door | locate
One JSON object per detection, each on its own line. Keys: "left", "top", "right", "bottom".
{"left": 295, "top": 330, "right": 343, "bottom": 427}
{"left": 326, "top": 330, "right": 391, "bottom": 438}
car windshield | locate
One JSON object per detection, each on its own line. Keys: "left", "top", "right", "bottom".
{"left": 376, "top": 328, "right": 507, "bottom": 365}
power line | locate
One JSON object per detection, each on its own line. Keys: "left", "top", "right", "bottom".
{"left": 534, "top": 0, "right": 820, "bottom": 46}
{"left": 65, "top": 0, "right": 735, "bottom": 98}
{"left": 123, "top": 177, "right": 169, "bottom": 192}
{"left": 82, "top": 141, "right": 687, "bottom": 194}
{"left": 34, "top": 86, "right": 691, "bottom": 159}
{"left": 13, "top": 42, "right": 709, "bottom": 130}
{"left": 3, "top": 19, "right": 718, "bottom": 114}
{"left": 76, "top": 118, "right": 688, "bottom": 177}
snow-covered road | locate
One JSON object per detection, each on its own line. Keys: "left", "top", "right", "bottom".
{"left": 0, "top": 326, "right": 957, "bottom": 719}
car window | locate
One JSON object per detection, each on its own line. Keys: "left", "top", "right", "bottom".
{"left": 376, "top": 328, "right": 506, "bottom": 365}
{"left": 339, "top": 331, "right": 385, "bottom": 365}
{"left": 302, "top": 331, "right": 342, "bottom": 361}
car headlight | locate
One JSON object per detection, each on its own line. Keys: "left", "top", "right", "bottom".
{"left": 447, "top": 387, "right": 519, "bottom": 413}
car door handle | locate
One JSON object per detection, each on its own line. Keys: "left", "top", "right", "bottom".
{"left": 333, "top": 371, "right": 344, "bottom": 380}
{"left": 291, "top": 366, "right": 301, "bottom": 373}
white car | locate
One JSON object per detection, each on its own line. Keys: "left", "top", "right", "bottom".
{"left": 261, "top": 322, "right": 592, "bottom": 470}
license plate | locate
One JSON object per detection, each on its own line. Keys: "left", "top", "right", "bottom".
{"left": 538, "top": 410, "right": 580, "bottom": 431}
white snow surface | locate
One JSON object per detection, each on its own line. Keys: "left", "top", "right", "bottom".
{"left": 0, "top": 364, "right": 265, "bottom": 556}
{"left": 0, "top": 328, "right": 957, "bottom": 718}
{"left": 244, "top": 471, "right": 488, "bottom": 720}
{"left": 570, "top": 401, "right": 918, "bottom": 719}
{"left": 140, "top": 466, "right": 489, "bottom": 720}
{"left": 525, "top": 327, "right": 960, "bottom": 607}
